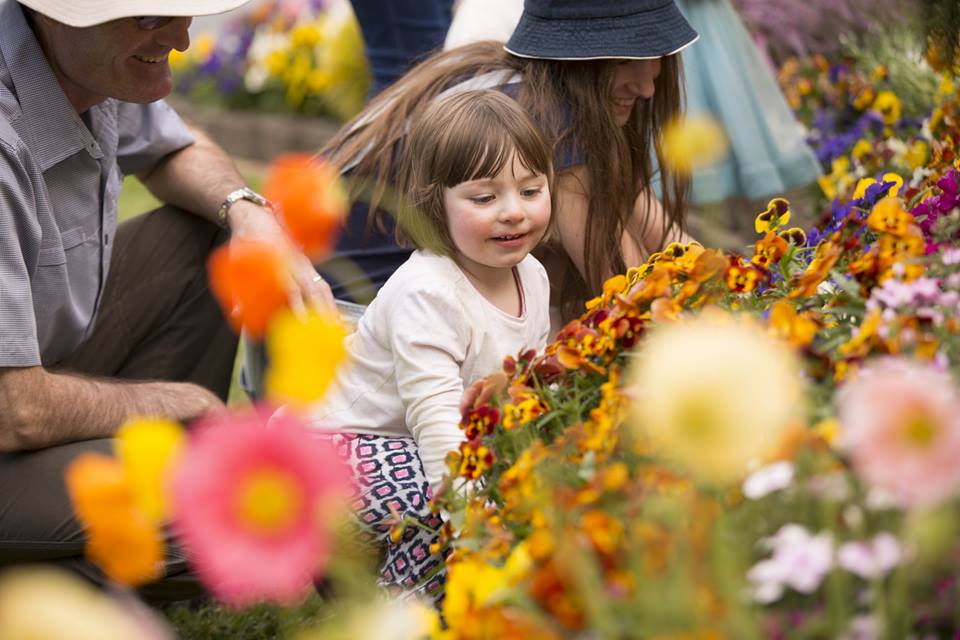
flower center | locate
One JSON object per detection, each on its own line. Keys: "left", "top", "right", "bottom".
{"left": 675, "top": 396, "right": 716, "bottom": 442}
{"left": 902, "top": 413, "right": 937, "bottom": 448}
{"left": 235, "top": 468, "right": 303, "bottom": 536}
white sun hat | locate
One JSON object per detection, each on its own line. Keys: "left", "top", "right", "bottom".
{"left": 18, "top": 0, "right": 252, "bottom": 27}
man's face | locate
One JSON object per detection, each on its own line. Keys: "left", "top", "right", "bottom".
{"left": 35, "top": 15, "right": 192, "bottom": 112}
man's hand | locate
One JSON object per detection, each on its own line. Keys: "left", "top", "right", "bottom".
{"left": 137, "top": 127, "right": 336, "bottom": 314}
{"left": 0, "top": 367, "right": 226, "bottom": 453}
{"left": 227, "top": 199, "right": 336, "bottom": 313}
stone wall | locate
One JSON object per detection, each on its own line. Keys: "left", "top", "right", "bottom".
{"left": 168, "top": 97, "right": 343, "bottom": 164}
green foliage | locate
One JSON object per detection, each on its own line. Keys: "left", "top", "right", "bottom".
{"left": 920, "top": 0, "right": 960, "bottom": 71}
{"left": 841, "top": 26, "right": 941, "bottom": 119}
{"left": 164, "top": 595, "right": 330, "bottom": 640}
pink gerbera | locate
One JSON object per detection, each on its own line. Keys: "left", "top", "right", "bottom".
{"left": 171, "top": 408, "right": 350, "bottom": 606}
{"left": 838, "top": 357, "right": 960, "bottom": 508}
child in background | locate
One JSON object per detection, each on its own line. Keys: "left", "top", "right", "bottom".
{"left": 306, "top": 89, "right": 552, "bottom": 596}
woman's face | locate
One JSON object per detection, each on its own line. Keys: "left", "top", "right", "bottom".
{"left": 611, "top": 58, "right": 662, "bottom": 125}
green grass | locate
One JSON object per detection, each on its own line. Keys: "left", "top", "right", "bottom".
{"left": 117, "top": 176, "right": 162, "bottom": 223}
{"left": 117, "top": 173, "right": 263, "bottom": 406}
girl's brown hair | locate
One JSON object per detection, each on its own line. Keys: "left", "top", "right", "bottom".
{"left": 395, "top": 89, "right": 554, "bottom": 257}
{"left": 322, "top": 41, "right": 688, "bottom": 319}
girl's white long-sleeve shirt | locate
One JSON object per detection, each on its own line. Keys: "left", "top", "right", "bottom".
{"left": 306, "top": 250, "right": 551, "bottom": 489}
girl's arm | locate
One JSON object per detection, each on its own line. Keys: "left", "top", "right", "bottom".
{"left": 389, "top": 287, "right": 472, "bottom": 490}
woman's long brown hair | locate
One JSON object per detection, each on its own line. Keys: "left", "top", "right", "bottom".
{"left": 321, "top": 41, "right": 689, "bottom": 318}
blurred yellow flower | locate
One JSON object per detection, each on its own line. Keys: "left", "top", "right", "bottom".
{"left": 937, "top": 74, "right": 955, "bottom": 98}
{"left": 818, "top": 156, "right": 854, "bottom": 201}
{"left": 265, "top": 308, "right": 349, "bottom": 408}
{"left": 872, "top": 90, "right": 902, "bottom": 125}
{"left": 168, "top": 48, "right": 190, "bottom": 73}
{"left": 290, "top": 21, "right": 323, "bottom": 49}
{"left": 661, "top": 115, "right": 729, "bottom": 175}
{"left": 0, "top": 567, "right": 151, "bottom": 640}
{"left": 443, "top": 558, "right": 509, "bottom": 627}
{"left": 903, "top": 141, "right": 929, "bottom": 171}
{"left": 266, "top": 49, "right": 291, "bottom": 77}
{"left": 627, "top": 313, "right": 804, "bottom": 485}
{"left": 813, "top": 417, "right": 841, "bottom": 448}
{"left": 115, "top": 417, "right": 185, "bottom": 523}
{"left": 851, "top": 139, "right": 873, "bottom": 161}
{"left": 192, "top": 33, "right": 216, "bottom": 64}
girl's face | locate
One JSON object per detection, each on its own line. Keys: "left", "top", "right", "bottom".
{"left": 442, "top": 152, "right": 551, "bottom": 281}
{"left": 611, "top": 58, "right": 662, "bottom": 126}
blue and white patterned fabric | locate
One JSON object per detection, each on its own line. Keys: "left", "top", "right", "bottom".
{"left": 321, "top": 433, "right": 446, "bottom": 600}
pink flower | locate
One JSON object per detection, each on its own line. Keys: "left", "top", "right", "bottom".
{"left": 747, "top": 524, "right": 833, "bottom": 603}
{"left": 171, "top": 408, "right": 350, "bottom": 606}
{"left": 838, "top": 532, "right": 902, "bottom": 579}
{"left": 742, "top": 461, "right": 795, "bottom": 500}
{"left": 838, "top": 357, "right": 960, "bottom": 508}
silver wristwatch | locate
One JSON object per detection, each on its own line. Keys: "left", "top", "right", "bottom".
{"left": 216, "top": 186, "right": 270, "bottom": 228}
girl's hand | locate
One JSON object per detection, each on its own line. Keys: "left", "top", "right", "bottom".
{"left": 459, "top": 372, "right": 508, "bottom": 416}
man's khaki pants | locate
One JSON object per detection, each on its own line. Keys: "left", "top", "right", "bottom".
{"left": 0, "top": 207, "right": 238, "bottom": 604}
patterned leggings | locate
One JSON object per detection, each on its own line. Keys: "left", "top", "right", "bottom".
{"left": 322, "top": 433, "right": 446, "bottom": 599}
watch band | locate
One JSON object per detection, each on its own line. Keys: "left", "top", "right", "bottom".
{"left": 216, "top": 187, "right": 270, "bottom": 228}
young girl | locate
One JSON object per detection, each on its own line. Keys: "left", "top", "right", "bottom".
{"left": 307, "top": 89, "right": 552, "bottom": 596}
{"left": 318, "top": 0, "right": 698, "bottom": 322}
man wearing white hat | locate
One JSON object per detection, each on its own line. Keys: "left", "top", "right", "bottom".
{"left": 0, "top": 0, "right": 332, "bottom": 600}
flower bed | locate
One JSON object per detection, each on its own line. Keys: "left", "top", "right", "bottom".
{"left": 170, "top": 0, "right": 369, "bottom": 122}
{"left": 6, "top": 31, "right": 960, "bottom": 640}
{"left": 424, "top": 75, "right": 960, "bottom": 636}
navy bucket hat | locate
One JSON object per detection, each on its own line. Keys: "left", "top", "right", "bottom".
{"left": 505, "top": 0, "right": 699, "bottom": 61}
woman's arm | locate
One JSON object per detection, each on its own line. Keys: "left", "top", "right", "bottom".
{"left": 625, "top": 188, "right": 694, "bottom": 257}
{"left": 553, "top": 167, "right": 694, "bottom": 280}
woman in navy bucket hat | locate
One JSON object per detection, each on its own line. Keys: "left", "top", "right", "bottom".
{"left": 506, "top": 0, "right": 698, "bottom": 60}
{"left": 316, "top": 0, "right": 700, "bottom": 327}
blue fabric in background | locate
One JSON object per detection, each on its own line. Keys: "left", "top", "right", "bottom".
{"left": 348, "top": 0, "right": 454, "bottom": 97}
{"left": 672, "top": 0, "right": 821, "bottom": 203}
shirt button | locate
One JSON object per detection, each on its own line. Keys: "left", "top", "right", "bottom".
{"left": 104, "top": 233, "right": 110, "bottom": 245}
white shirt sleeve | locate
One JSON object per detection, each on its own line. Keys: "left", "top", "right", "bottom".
{"left": 444, "top": 0, "right": 524, "bottom": 50}
{"left": 388, "top": 285, "right": 470, "bottom": 490}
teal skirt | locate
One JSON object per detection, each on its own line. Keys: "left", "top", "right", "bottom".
{"left": 674, "top": 0, "right": 821, "bottom": 203}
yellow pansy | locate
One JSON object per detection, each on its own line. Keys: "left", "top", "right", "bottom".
{"left": 755, "top": 198, "right": 791, "bottom": 234}
{"left": 871, "top": 90, "right": 902, "bottom": 125}
{"left": 851, "top": 139, "right": 873, "bottom": 161}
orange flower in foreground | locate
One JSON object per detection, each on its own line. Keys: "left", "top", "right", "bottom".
{"left": 208, "top": 239, "right": 289, "bottom": 339}
{"left": 65, "top": 454, "right": 163, "bottom": 586}
{"left": 265, "top": 154, "right": 347, "bottom": 261}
